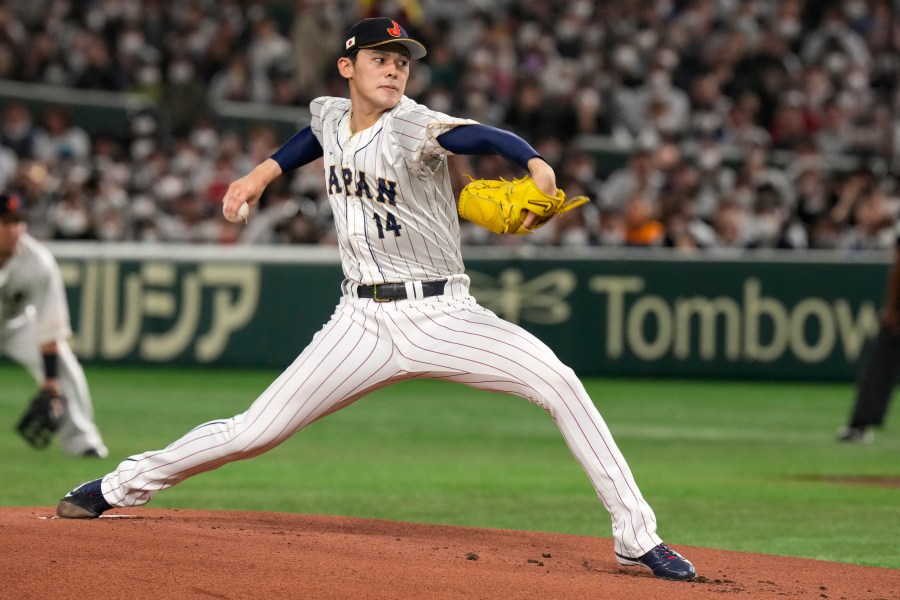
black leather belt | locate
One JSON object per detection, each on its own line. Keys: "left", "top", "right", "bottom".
{"left": 357, "top": 279, "right": 447, "bottom": 302}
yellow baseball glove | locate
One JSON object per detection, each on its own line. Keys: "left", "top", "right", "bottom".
{"left": 457, "top": 175, "right": 589, "bottom": 235}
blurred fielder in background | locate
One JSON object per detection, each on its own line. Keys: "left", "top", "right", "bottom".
{"left": 0, "top": 192, "right": 108, "bottom": 457}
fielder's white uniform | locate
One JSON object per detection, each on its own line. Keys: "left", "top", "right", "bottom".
{"left": 1, "top": 233, "right": 107, "bottom": 457}
{"left": 101, "top": 96, "right": 662, "bottom": 557}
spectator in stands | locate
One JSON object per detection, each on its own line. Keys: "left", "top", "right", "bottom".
{"left": 622, "top": 192, "right": 665, "bottom": 247}
{"left": 7, "top": 158, "right": 48, "bottom": 226}
{"left": 596, "top": 206, "right": 625, "bottom": 247}
{"left": 72, "top": 32, "right": 127, "bottom": 91}
{"left": 608, "top": 43, "right": 652, "bottom": 146}
{"left": 691, "top": 138, "right": 737, "bottom": 220}
{"left": 838, "top": 185, "right": 894, "bottom": 251}
{"left": 769, "top": 97, "right": 814, "bottom": 152}
{"left": 801, "top": 5, "right": 872, "bottom": 76}
{"left": 163, "top": 57, "right": 209, "bottom": 138}
{"left": 600, "top": 148, "right": 665, "bottom": 212}
{"left": 747, "top": 184, "right": 808, "bottom": 250}
{"left": 730, "top": 21, "right": 798, "bottom": 134}
{"left": 829, "top": 169, "right": 875, "bottom": 233}
{"left": 18, "top": 29, "right": 66, "bottom": 86}
{"left": 793, "top": 165, "right": 833, "bottom": 235}
{"left": 246, "top": 17, "right": 294, "bottom": 104}
{"left": 661, "top": 194, "right": 712, "bottom": 251}
{"left": 815, "top": 97, "right": 855, "bottom": 156}
{"left": 687, "top": 73, "right": 732, "bottom": 141}
{"left": 277, "top": 207, "right": 321, "bottom": 245}
{"left": 736, "top": 144, "right": 795, "bottom": 212}
{"left": 34, "top": 106, "right": 91, "bottom": 167}
{"left": 208, "top": 52, "right": 253, "bottom": 104}
{"left": 157, "top": 189, "right": 213, "bottom": 244}
{"left": 721, "top": 99, "right": 772, "bottom": 150}
{"left": 634, "top": 65, "right": 691, "bottom": 141}
{"left": 48, "top": 188, "right": 94, "bottom": 241}
{"left": 94, "top": 207, "right": 129, "bottom": 242}
{"left": 131, "top": 194, "right": 162, "bottom": 242}
{"left": 707, "top": 198, "right": 750, "bottom": 252}
{"left": 289, "top": 1, "right": 342, "bottom": 101}
{"left": 572, "top": 83, "right": 612, "bottom": 136}
{"left": 505, "top": 77, "right": 566, "bottom": 139}
{"left": 0, "top": 102, "right": 38, "bottom": 159}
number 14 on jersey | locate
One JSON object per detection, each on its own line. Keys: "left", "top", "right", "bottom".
{"left": 373, "top": 211, "right": 402, "bottom": 238}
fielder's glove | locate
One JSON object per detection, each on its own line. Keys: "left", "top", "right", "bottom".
{"left": 457, "top": 175, "right": 589, "bottom": 235}
{"left": 16, "top": 389, "right": 65, "bottom": 449}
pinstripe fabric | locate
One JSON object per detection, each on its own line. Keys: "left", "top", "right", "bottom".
{"left": 100, "top": 94, "right": 663, "bottom": 557}
{"left": 310, "top": 95, "right": 476, "bottom": 285}
{"left": 103, "top": 291, "right": 662, "bottom": 556}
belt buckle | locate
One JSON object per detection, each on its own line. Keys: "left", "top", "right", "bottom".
{"left": 372, "top": 283, "right": 393, "bottom": 302}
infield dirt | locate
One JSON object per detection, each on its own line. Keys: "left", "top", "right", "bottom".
{"left": 4, "top": 507, "right": 897, "bottom": 599}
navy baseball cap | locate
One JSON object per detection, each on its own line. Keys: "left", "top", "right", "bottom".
{"left": 343, "top": 18, "right": 426, "bottom": 60}
{"left": 0, "top": 193, "right": 25, "bottom": 222}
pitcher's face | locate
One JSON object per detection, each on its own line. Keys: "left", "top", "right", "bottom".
{"left": 343, "top": 47, "right": 410, "bottom": 112}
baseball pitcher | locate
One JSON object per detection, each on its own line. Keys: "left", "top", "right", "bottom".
{"left": 56, "top": 18, "right": 694, "bottom": 581}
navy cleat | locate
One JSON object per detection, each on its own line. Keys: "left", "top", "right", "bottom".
{"left": 616, "top": 543, "right": 696, "bottom": 581}
{"left": 56, "top": 478, "right": 112, "bottom": 519}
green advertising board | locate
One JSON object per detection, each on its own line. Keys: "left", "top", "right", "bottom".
{"left": 50, "top": 244, "right": 890, "bottom": 381}
{"left": 463, "top": 251, "right": 886, "bottom": 380}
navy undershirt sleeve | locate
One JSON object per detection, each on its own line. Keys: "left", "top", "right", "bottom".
{"left": 437, "top": 125, "right": 541, "bottom": 170}
{"left": 270, "top": 126, "right": 324, "bottom": 173}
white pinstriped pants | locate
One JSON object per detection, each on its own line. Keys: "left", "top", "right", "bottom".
{"left": 102, "top": 290, "right": 662, "bottom": 556}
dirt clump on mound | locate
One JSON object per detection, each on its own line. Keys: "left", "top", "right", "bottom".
{"left": 3, "top": 507, "right": 897, "bottom": 599}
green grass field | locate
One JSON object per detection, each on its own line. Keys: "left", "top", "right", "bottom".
{"left": 1, "top": 363, "right": 898, "bottom": 569}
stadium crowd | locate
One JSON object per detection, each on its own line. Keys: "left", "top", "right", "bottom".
{"left": 0, "top": 0, "right": 896, "bottom": 251}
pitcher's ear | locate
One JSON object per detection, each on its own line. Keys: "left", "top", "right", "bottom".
{"left": 337, "top": 56, "right": 355, "bottom": 79}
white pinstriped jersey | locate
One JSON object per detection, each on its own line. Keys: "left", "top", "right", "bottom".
{"left": 0, "top": 233, "right": 72, "bottom": 343}
{"left": 98, "top": 94, "right": 667, "bottom": 562}
{"left": 310, "top": 95, "right": 476, "bottom": 286}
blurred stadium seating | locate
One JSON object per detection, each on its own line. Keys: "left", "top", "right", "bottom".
{"left": 0, "top": 0, "right": 895, "bottom": 250}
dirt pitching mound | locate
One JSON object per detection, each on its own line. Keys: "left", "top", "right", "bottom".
{"left": 3, "top": 507, "right": 897, "bottom": 599}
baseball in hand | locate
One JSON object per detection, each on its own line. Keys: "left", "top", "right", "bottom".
{"left": 223, "top": 202, "right": 250, "bottom": 223}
